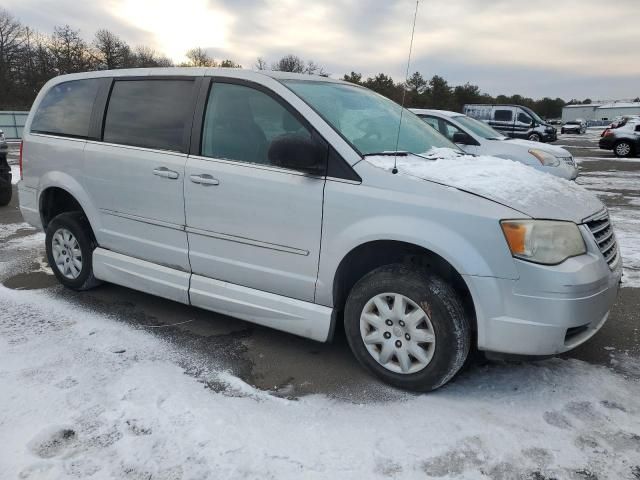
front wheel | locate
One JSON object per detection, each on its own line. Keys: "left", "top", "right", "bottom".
{"left": 528, "top": 133, "right": 541, "bottom": 142}
{"left": 344, "top": 264, "right": 471, "bottom": 391}
{"left": 46, "top": 212, "right": 102, "bottom": 291}
{"left": 614, "top": 141, "right": 634, "bottom": 158}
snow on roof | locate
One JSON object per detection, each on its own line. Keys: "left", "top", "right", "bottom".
{"left": 597, "top": 102, "right": 640, "bottom": 109}
{"left": 563, "top": 104, "right": 602, "bottom": 108}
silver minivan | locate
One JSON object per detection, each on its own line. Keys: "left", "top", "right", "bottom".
{"left": 18, "top": 68, "right": 621, "bottom": 391}
{"left": 411, "top": 109, "right": 578, "bottom": 180}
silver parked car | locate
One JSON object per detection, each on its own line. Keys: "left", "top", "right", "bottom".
{"left": 411, "top": 109, "right": 578, "bottom": 180}
{"left": 19, "top": 69, "right": 621, "bottom": 391}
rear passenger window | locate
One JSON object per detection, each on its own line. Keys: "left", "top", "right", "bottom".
{"left": 494, "top": 110, "right": 513, "bottom": 122}
{"left": 201, "top": 82, "right": 311, "bottom": 167}
{"left": 103, "top": 80, "right": 194, "bottom": 151}
{"left": 31, "top": 79, "right": 101, "bottom": 138}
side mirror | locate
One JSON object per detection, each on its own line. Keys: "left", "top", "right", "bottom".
{"left": 268, "top": 134, "right": 326, "bottom": 175}
{"left": 452, "top": 131, "right": 474, "bottom": 145}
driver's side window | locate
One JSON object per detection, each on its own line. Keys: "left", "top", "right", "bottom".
{"left": 441, "top": 120, "right": 464, "bottom": 141}
{"left": 517, "top": 112, "right": 532, "bottom": 125}
{"left": 201, "top": 82, "right": 311, "bottom": 167}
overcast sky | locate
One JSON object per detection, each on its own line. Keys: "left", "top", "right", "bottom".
{"left": 5, "top": 0, "right": 639, "bottom": 100}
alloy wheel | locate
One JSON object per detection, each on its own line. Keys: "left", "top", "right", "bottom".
{"left": 615, "top": 142, "right": 631, "bottom": 157}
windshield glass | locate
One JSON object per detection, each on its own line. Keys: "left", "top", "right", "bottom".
{"left": 523, "top": 107, "right": 545, "bottom": 124}
{"left": 282, "top": 80, "right": 460, "bottom": 155}
{"left": 453, "top": 115, "right": 505, "bottom": 140}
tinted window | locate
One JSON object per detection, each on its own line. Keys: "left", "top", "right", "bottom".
{"left": 442, "top": 120, "right": 463, "bottom": 140}
{"left": 103, "top": 80, "right": 194, "bottom": 151}
{"left": 31, "top": 79, "right": 100, "bottom": 138}
{"left": 201, "top": 82, "right": 311, "bottom": 167}
{"left": 420, "top": 116, "right": 441, "bottom": 131}
{"left": 517, "top": 112, "right": 532, "bottom": 124}
{"left": 494, "top": 109, "right": 513, "bottom": 122}
{"left": 635, "top": 125, "right": 640, "bottom": 132}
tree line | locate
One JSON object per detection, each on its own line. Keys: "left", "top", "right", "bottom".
{"left": 0, "top": 8, "right": 606, "bottom": 118}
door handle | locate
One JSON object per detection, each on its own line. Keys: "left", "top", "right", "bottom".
{"left": 190, "top": 174, "right": 220, "bottom": 186}
{"left": 153, "top": 167, "right": 179, "bottom": 179}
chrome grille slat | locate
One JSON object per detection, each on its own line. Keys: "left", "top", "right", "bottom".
{"left": 584, "top": 210, "right": 619, "bottom": 270}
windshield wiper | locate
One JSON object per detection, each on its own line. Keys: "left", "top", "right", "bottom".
{"left": 362, "top": 151, "right": 409, "bottom": 157}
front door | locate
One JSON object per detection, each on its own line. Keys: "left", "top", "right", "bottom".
{"left": 184, "top": 81, "right": 326, "bottom": 302}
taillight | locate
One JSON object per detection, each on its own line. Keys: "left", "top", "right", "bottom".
{"left": 19, "top": 140, "right": 23, "bottom": 180}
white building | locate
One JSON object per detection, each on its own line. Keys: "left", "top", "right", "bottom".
{"left": 562, "top": 102, "right": 640, "bottom": 123}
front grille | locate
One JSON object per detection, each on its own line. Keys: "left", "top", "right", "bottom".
{"left": 560, "top": 156, "right": 575, "bottom": 166}
{"left": 584, "top": 210, "right": 619, "bottom": 270}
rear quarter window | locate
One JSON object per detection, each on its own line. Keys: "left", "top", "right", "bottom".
{"left": 31, "top": 79, "right": 101, "bottom": 138}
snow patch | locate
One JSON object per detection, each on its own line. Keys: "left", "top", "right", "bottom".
{"left": 1, "top": 285, "right": 640, "bottom": 479}
{"left": 366, "top": 148, "right": 602, "bottom": 220}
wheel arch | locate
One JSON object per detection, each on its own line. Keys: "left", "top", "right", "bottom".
{"left": 38, "top": 173, "right": 100, "bottom": 235}
{"left": 330, "top": 240, "right": 477, "bottom": 337}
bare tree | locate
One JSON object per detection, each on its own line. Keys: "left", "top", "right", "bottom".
{"left": 0, "top": 8, "right": 26, "bottom": 105}
{"left": 220, "top": 59, "right": 241, "bottom": 68}
{"left": 254, "top": 57, "right": 267, "bottom": 70}
{"left": 272, "top": 54, "right": 327, "bottom": 75}
{"left": 49, "top": 25, "right": 95, "bottom": 74}
{"left": 93, "top": 29, "right": 131, "bottom": 70}
{"left": 131, "top": 45, "right": 172, "bottom": 68}
{"left": 272, "top": 54, "right": 305, "bottom": 73}
{"left": 184, "top": 47, "right": 216, "bottom": 67}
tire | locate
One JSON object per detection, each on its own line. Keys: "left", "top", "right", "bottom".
{"left": 45, "top": 212, "right": 101, "bottom": 291}
{"left": 0, "top": 183, "right": 11, "bottom": 206}
{"left": 560, "top": 129, "right": 565, "bottom": 134}
{"left": 0, "top": 157, "right": 11, "bottom": 207}
{"left": 344, "top": 264, "right": 471, "bottom": 391}
{"left": 614, "top": 141, "right": 634, "bottom": 158}
{"left": 528, "top": 133, "right": 541, "bottom": 142}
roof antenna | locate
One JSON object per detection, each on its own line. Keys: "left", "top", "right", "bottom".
{"left": 392, "top": 0, "right": 420, "bottom": 174}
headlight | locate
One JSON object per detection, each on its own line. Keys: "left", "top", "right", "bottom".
{"left": 529, "top": 149, "right": 560, "bottom": 166}
{"left": 501, "top": 220, "right": 586, "bottom": 265}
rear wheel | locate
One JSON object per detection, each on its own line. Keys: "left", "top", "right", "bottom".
{"left": 528, "top": 133, "right": 541, "bottom": 142}
{"left": 614, "top": 141, "right": 634, "bottom": 158}
{"left": 46, "top": 212, "right": 101, "bottom": 291}
{"left": 344, "top": 264, "right": 471, "bottom": 391}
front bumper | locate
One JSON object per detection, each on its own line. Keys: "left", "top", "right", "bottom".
{"left": 465, "top": 227, "right": 622, "bottom": 356}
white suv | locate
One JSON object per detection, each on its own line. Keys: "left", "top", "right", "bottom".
{"left": 18, "top": 69, "right": 621, "bottom": 391}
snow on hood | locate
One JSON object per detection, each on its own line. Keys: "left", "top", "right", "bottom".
{"left": 366, "top": 148, "right": 603, "bottom": 223}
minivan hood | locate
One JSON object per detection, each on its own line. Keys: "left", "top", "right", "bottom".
{"left": 365, "top": 148, "right": 603, "bottom": 223}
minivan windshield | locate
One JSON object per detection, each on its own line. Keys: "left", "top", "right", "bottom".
{"left": 283, "top": 80, "right": 461, "bottom": 156}
{"left": 453, "top": 115, "right": 506, "bottom": 140}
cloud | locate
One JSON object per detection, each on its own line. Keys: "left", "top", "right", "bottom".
{"left": 3, "top": 0, "right": 639, "bottom": 99}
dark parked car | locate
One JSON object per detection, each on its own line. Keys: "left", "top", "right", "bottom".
{"left": 463, "top": 104, "right": 557, "bottom": 142}
{"left": 0, "top": 129, "right": 11, "bottom": 206}
{"left": 599, "top": 121, "right": 640, "bottom": 157}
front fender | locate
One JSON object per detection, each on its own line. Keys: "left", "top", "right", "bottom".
{"left": 315, "top": 173, "right": 522, "bottom": 307}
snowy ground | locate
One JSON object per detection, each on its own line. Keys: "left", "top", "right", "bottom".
{"left": 1, "top": 141, "right": 640, "bottom": 479}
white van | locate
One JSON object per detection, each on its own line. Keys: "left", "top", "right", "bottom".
{"left": 411, "top": 109, "right": 578, "bottom": 180}
{"left": 18, "top": 68, "right": 621, "bottom": 391}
